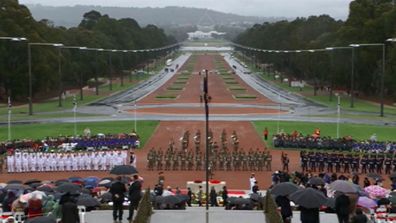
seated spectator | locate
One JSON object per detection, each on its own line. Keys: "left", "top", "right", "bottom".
{"left": 27, "top": 194, "right": 43, "bottom": 219}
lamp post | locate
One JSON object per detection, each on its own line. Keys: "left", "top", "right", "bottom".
{"left": 202, "top": 69, "right": 210, "bottom": 211}
{"left": 28, "top": 42, "right": 64, "bottom": 114}
{"left": 350, "top": 43, "right": 385, "bottom": 116}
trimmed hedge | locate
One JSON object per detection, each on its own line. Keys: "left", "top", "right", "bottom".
{"left": 234, "top": 94, "right": 257, "bottom": 99}
{"left": 156, "top": 95, "right": 178, "bottom": 99}
{"left": 133, "top": 188, "right": 153, "bottom": 223}
{"left": 228, "top": 86, "right": 246, "bottom": 91}
{"left": 225, "top": 81, "right": 239, "bottom": 85}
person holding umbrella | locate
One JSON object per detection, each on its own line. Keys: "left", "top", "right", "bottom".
{"left": 127, "top": 175, "right": 142, "bottom": 222}
{"left": 275, "top": 195, "right": 292, "bottom": 223}
{"left": 335, "top": 192, "right": 351, "bottom": 223}
{"left": 110, "top": 176, "right": 127, "bottom": 223}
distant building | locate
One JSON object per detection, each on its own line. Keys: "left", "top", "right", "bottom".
{"left": 187, "top": 30, "right": 226, "bottom": 40}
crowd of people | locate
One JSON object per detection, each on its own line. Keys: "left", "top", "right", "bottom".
{"left": 0, "top": 130, "right": 140, "bottom": 155}
{"left": 273, "top": 131, "right": 396, "bottom": 152}
{"left": 4, "top": 150, "right": 136, "bottom": 173}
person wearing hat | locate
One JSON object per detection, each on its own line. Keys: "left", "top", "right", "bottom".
{"left": 249, "top": 173, "right": 256, "bottom": 193}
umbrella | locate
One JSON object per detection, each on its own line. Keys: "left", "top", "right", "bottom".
{"left": 325, "top": 197, "right": 336, "bottom": 209}
{"left": 56, "top": 183, "right": 81, "bottom": 194}
{"left": 367, "top": 173, "right": 382, "bottom": 180}
{"left": 290, "top": 188, "right": 328, "bottom": 209}
{"left": 7, "top": 180, "right": 22, "bottom": 184}
{"left": 329, "top": 180, "right": 357, "bottom": 193}
{"left": 110, "top": 165, "right": 138, "bottom": 175}
{"left": 0, "top": 183, "right": 7, "bottom": 188}
{"left": 162, "top": 195, "right": 181, "bottom": 205}
{"left": 37, "top": 185, "right": 54, "bottom": 193}
{"left": 25, "top": 216, "right": 56, "bottom": 223}
{"left": 364, "top": 185, "right": 389, "bottom": 199}
{"left": 234, "top": 198, "right": 251, "bottom": 205}
{"left": 100, "top": 177, "right": 114, "bottom": 182}
{"left": 154, "top": 196, "right": 165, "bottom": 203}
{"left": 21, "top": 191, "right": 47, "bottom": 200}
{"left": 357, "top": 196, "right": 377, "bottom": 209}
{"left": 227, "top": 197, "right": 237, "bottom": 204}
{"left": 4, "top": 184, "right": 26, "bottom": 191}
{"left": 271, "top": 182, "right": 299, "bottom": 196}
{"left": 250, "top": 193, "right": 262, "bottom": 202}
{"left": 84, "top": 177, "right": 99, "bottom": 188}
{"left": 24, "top": 179, "right": 42, "bottom": 185}
{"left": 30, "top": 182, "right": 43, "bottom": 189}
{"left": 175, "top": 194, "right": 189, "bottom": 203}
{"left": 308, "top": 177, "right": 325, "bottom": 186}
{"left": 55, "top": 179, "right": 69, "bottom": 186}
{"left": 81, "top": 188, "right": 92, "bottom": 195}
{"left": 68, "top": 177, "right": 83, "bottom": 183}
{"left": 98, "top": 179, "right": 112, "bottom": 187}
{"left": 77, "top": 194, "right": 100, "bottom": 207}
{"left": 100, "top": 192, "right": 113, "bottom": 203}
{"left": 378, "top": 198, "right": 391, "bottom": 205}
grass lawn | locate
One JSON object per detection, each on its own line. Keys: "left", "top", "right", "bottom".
{"left": 241, "top": 58, "right": 396, "bottom": 115}
{"left": 0, "top": 120, "right": 159, "bottom": 148}
{"left": 0, "top": 112, "right": 100, "bottom": 122}
{"left": 253, "top": 120, "right": 396, "bottom": 148}
{"left": 0, "top": 74, "right": 151, "bottom": 117}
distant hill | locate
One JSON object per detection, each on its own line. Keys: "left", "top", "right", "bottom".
{"left": 24, "top": 4, "right": 282, "bottom": 28}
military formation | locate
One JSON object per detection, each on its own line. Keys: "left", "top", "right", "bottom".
{"left": 146, "top": 129, "right": 272, "bottom": 172}
{"left": 300, "top": 151, "right": 396, "bottom": 174}
{"left": 5, "top": 150, "right": 129, "bottom": 173}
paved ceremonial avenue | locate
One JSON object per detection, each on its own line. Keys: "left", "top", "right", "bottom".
{"left": 85, "top": 209, "right": 338, "bottom": 223}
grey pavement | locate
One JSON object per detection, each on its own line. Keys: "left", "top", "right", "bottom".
{"left": 84, "top": 209, "right": 338, "bottom": 223}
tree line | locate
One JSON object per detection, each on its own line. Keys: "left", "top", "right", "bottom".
{"left": 0, "top": 0, "right": 177, "bottom": 102}
{"left": 235, "top": 0, "right": 396, "bottom": 101}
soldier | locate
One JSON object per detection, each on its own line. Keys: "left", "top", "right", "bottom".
{"left": 352, "top": 156, "right": 360, "bottom": 173}
{"left": 157, "top": 151, "right": 163, "bottom": 171}
{"left": 30, "top": 153, "right": 37, "bottom": 172}
{"left": 15, "top": 153, "right": 22, "bottom": 172}
{"left": 22, "top": 153, "right": 29, "bottom": 172}
{"left": 164, "top": 152, "right": 171, "bottom": 171}
{"left": 343, "top": 155, "right": 350, "bottom": 173}
{"left": 266, "top": 151, "right": 272, "bottom": 171}
{"left": 301, "top": 152, "right": 308, "bottom": 172}
{"left": 369, "top": 157, "right": 376, "bottom": 173}
{"left": 335, "top": 155, "right": 341, "bottom": 173}
{"left": 172, "top": 152, "right": 179, "bottom": 171}
{"left": 326, "top": 154, "right": 333, "bottom": 172}
{"left": 37, "top": 153, "right": 44, "bottom": 172}
{"left": 196, "top": 152, "right": 202, "bottom": 171}
{"left": 376, "top": 156, "right": 383, "bottom": 174}
{"left": 242, "top": 151, "right": 248, "bottom": 171}
{"left": 93, "top": 152, "right": 100, "bottom": 170}
{"left": 361, "top": 156, "right": 367, "bottom": 174}
{"left": 282, "top": 153, "right": 289, "bottom": 172}
{"left": 187, "top": 152, "right": 194, "bottom": 171}
{"left": 309, "top": 153, "right": 316, "bottom": 172}
{"left": 147, "top": 148, "right": 154, "bottom": 170}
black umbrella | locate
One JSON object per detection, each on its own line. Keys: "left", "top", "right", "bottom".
{"left": 175, "top": 194, "right": 189, "bottom": 203}
{"left": 227, "top": 197, "right": 237, "bottom": 204}
{"left": 290, "top": 188, "right": 328, "bottom": 209}
{"left": 81, "top": 188, "right": 92, "bottom": 195}
{"left": 4, "top": 184, "right": 26, "bottom": 191}
{"left": 271, "top": 182, "right": 299, "bottom": 196}
{"left": 30, "top": 182, "right": 43, "bottom": 189}
{"left": 56, "top": 183, "right": 81, "bottom": 194}
{"left": 7, "top": 180, "right": 22, "bottom": 184}
{"left": 250, "top": 193, "right": 262, "bottom": 202}
{"left": 77, "top": 194, "right": 100, "bottom": 207}
{"left": 234, "top": 198, "right": 251, "bottom": 205}
{"left": 308, "top": 177, "right": 325, "bottom": 186}
{"left": 378, "top": 198, "right": 391, "bottom": 205}
{"left": 100, "top": 192, "right": 113, "bottom": 203}
{"left": 37, "top": 186, "right": 54, "bottom": 193}
{"left": 110, "top": 165, "right": 138, "bottom": 175}
{"left": 367, "top": 173, "right": 382, "bottom": 180}
{"left": 162, "top": 195, "right": 181, "bottom": 205}
{"left": 155, "top": 196, "right": 165, "bottom": 203}
{"left": 25, "top": 216, "right": 56, "bottom": 223}
{"left": 24, "top": 179, "right": 42, "bottom": 185}
{"left": 55, "top": 179, "right": 69, "bottom": 186}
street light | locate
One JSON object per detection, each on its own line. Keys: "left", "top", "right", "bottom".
{"left": 28, "top": 42, "right": 64, "bottom": 115}
{"left": 349, "top": 43, "right": 385, "bottom": 116}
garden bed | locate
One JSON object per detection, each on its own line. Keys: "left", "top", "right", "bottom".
{"left": 234, "top": 94, "right": 257, "bottom": 99}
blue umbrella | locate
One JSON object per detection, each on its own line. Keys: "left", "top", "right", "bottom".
{"left": 84, "top": 177, "right": 99, "bottom": 188}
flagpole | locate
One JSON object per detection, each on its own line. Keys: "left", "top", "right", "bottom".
{"left": 134, "top": 100, "right": 137, "bottom": 132}
{"left": 336, "top": 94, "right": 341, "bottom": 138}
{"left": 8, "top": 97, "right": 11, "bottom": 141}
{"left": 73, "top": 95, "right": 77, "bottom": 137}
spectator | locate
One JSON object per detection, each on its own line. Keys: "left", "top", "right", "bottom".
{"left": 350, "top": 208, "right": 368, "bottom": 223}
{"left": 221, "top": 186, "right": 228, "bottom": 207}
{"left": 276, "top": 195, "right": 292, "bottom": 223}
{"left": 335, "top": 192, "right": 350, "bottom": 223}
{"left": 127, "top": 175, "right": 142, "bottom": 222}
{"left": 187, "top": 188, "right": 192, "bottom": 207}
{"left": 110, "top": 176, "right": 127, "bottom": 223}
{"left": 252, "top": 182, "right": 259, "bottom": 194}
{"left": 197, "top": 186, "right": 203, "bottom": 207}
{"left": 61, "top": 197, "right": 80, "bottom": 223}
{"left": 210, "top": 187, "right": 218, "bottom": 207}
{"left": 27, "top": 193, "right": 43, "bottom": 219}
{"left": 2, "top": 191, "right": 16, "bottom": 212}
{"left": 300, "top": 206, "right": 319, "bottom": 223}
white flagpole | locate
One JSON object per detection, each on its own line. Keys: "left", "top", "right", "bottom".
{"left": 134, "top": 100, "right": 137, "bottom": 132}
{"left": 336, "top": 94, "right": 341, "bottom": 138}
{"left": 73, "top": 95, "right": 77, "bottom": 137}
{"left": 8, "top": 97, "right": 11, "bottom": 141}
{"left": 277, "top": 92, "right": 281, "bottom": 133}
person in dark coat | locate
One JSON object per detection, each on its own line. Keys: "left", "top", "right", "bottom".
{"left": 350, "top": 208, "right": 368, "bottom": 223}
{"left": 2, "top": 191, "right": 16, "bottom": 212}
{"left": 275, "top": 195, "right": 292, "bottom": 223}
{"left": 221, "top": 186, "right": 228, "bottom": 207}
{"left": 335, "top": 192, "right": 350, "bottom": 223}
{"left": 300, "top": 206, "right": 319, "bottom": 223}
{"left": 61, "top": 200, "right": 80, "bottom": 223}
{"left": 186, "top": 187, "right": 192, "bottom": 207}
{"left": 110, "top": 176, "right": 127, "bottom": 223}
{"left": 209, "top": 187, "right": 218, "bottom": 207}
{"left": 127, "top": 175, "right": 142, "bottom": 222}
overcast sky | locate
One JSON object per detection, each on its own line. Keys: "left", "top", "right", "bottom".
{"left": 19, "top": 0, "right": 353, "bottom": 19}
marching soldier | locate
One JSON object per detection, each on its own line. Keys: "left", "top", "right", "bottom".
{"left": 385, "top": 157, "right": 392, "bottom": 174}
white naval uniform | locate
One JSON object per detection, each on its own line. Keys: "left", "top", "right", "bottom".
{"left": 7, "top": 155, "right": 14, "bottom": 173}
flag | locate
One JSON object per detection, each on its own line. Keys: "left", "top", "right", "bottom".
{"left": 8, "top": 97, "right": 11, "bottom": 109}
